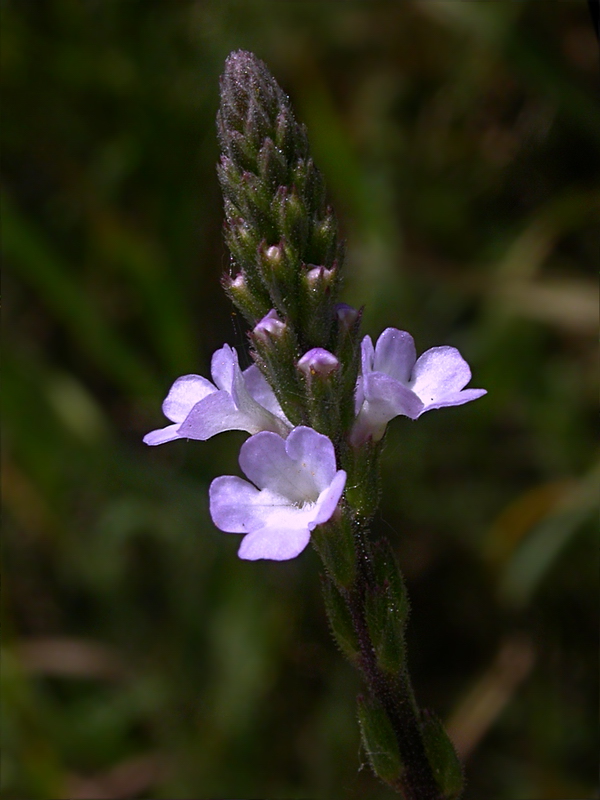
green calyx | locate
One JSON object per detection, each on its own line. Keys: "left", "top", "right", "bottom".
{"left": 321, "top": 575, "right": 360, "bottom": 666}
{"left": 421, "top": 712, "right": 464, "bottom": 800}
{"left": 357, "top": 694, "right": 405, "bottom": 786}
{"left": 363, "top": 539, "right": 410, "bottom": 676}
{"left": 312, "top": 516, "right": 357, "bottom": 590}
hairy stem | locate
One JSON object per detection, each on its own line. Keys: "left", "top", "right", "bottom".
{"left": 348, "top": 527, "right": 444, "bottom": 800}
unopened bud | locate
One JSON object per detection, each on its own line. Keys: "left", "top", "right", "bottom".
{"left": 312, "top": 213, "right": 337, "bottom": 263}
{"left": 253, "top": 308, "right": 287, "bottom": 342}
{"left": 306, "top": 265, "right": 335, "bottom": 289}
{"left": 280, "top": 189, "right": 308, "bottom": 251}
{"left": 335, "top": 302, "right": 360, "bottom": 329}
{"left": 222, "top": 271, "right": 271, "bottom": 324}
{"left": 265, "top": 244, "right": 283, "bottom": 266}
{"left": 225, "top": 216, "right": 261, "bottom": 271}
{"left": 297, "top": 347, "right": 339, "bottom": 378}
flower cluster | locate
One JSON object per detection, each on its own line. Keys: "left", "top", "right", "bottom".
{"left": 145, "top": 324, "right": 484, "bottom": 560}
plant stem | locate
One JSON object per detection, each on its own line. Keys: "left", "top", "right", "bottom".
{"left": 348, "top": 526, "right": 445, "bottom": 800}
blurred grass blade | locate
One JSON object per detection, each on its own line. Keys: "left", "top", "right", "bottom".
{"left": 93, "top": 213, "right": 196, "bottom": 375}
{"left": 2, "top": 194, "right": 159, "bottom": 398}
{"left": 499, "top": 460, "right": 600, "bottom": 607}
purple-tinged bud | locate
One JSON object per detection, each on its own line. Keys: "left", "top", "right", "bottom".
{"left": 260, "top": 242, "right": 289, "bottom": 285}
{"left": 335, "top": 303, "right": 360, "bottom": 329}
{"left": 253, "top": 309, "right": 287, "bottom": 342}
{"left": 222, "top": 271, "right": 271, "bottom": 324}
{"left": 306, "top": 265, "right": 335, "bottom": 289}
{"left": 265, "top": 244, "right": 283, "bottom": 266}
{"left": 297, "top": 347, "right": 339, "bottom": 378}
{"left": 225, "top": 216, "right": 261, "bottom": 269}
{"left": 297, "top": 348, "right": 341, "bottom": 437}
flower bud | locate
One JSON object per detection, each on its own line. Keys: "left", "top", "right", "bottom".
{"left": 217, "top": 50, "right": 292, "bottom": 167}
{"left": 297, "top": 347, "right": 339, "bottom": 379}
{"left": 217, "top": 50, "right": 344, "bottom": 337}
{"left": 305, "top": 265, "right": 335, "bottom": 290}
{"left": 311, "top": 212, "right": 338, "bottom": 265}
{"left": 252, "top": 308, "right": 288, "bottom": 342}
{"left": 222, "top": 271, "right": 271, "bottom": 324}
{"left": 249, "top": 311, "right": 304, "bottom": 426}
{"left": 279, "top": 189, "right": 308, "bottom": 252}
{"left": 231, "top": 273, "right": 245, "bottom": 289}
{"left": 264, "top": 243, "right": 284, "bottom": 268}
{"left": 257, "top": 241, "right": 301, "bottom": 321}
{"left": 257, "top": 136, "right": 287, "bottom": 188}
{"left": 335, "top": 302, "right": 360, "bottom": 329}
{"left": 225, "top": 216, "right": 260, "bottom": 269}
{"left": 297, "top": 349, "right": 341, "bottom": 437}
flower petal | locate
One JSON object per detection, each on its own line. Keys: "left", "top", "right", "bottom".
{"left": 162, "top": 374, "right": 216, "bottom": 422}
{"left": 350, "top": 373, "right": 424, "bottom": 444}
{"left": 209, "top": 475, "right": 290, "bottom": 533}
{"left": 235, "top": 469, "right": 346, "bottom": 560}
{"left": 409, "top": 346, "right": 474, "bottom": 404}
{"left": 211, "top": 427, "right": 346, "bottom": 562}
{"left": 361, "top": 335, "right": 375, "bottom": 376}
{"left": 417, "top": 388, "right": 487, "bottom": 416}
{"left": 143, "top": 423, "right": 182, "bottom": 446}
{"left": 238, "top": 430, "right": 319, "bottom": 504}
{"left": 177, "top": 391, "right": 249, "bottom": 439}
{"left": 237, "top": 525, "right": 312, "bottom": 561}
{"left": 364, "top": 372, "right": 424, "bottom": 421}
{"left": 231, "top": 364, "right": 290, "bottom": 436}
{"left": 243, "top": 364, "right": 288, "bottom": 421}
{"left": 284, "top": 426, "right": 338, "bottom": 493}
{"left": 210, "top": 344, "right": 238, "bottom": 392}
{"left": 311, "top": 470, "right": 347, "bottom": 526}
{"left": 373, "top": 328, "right": 416, "bottom": 383}
{"left": 355, "top": 335, "right": 375, "bottom": 413}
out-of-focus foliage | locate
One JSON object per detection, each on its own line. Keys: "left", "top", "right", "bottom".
{"left": 2, "top": 2, "right": 598, "bottom": 799}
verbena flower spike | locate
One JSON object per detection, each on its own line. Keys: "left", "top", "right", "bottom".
{"left": 145, "top": 50, "right": 486, "bottom": 800}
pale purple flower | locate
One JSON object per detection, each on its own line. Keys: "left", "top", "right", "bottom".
{"left": 143, "top": 344, "right": 291, "bottom": 446}
{"left": 351, "top": 328, "right": 486, "bottom": 444}
{"left": 210, "top": 426, "right": 347, "bottom": 561}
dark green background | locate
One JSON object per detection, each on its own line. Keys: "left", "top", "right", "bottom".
{"left": 2, "top": 2, "right": 598, "bottom": 799}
